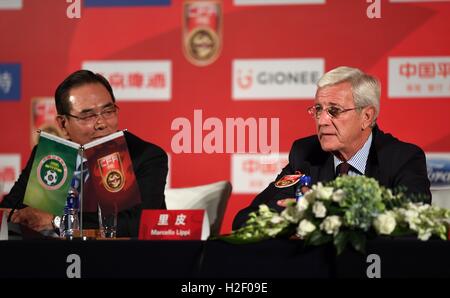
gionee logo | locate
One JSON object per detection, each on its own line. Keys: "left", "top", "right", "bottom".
{"left": 237, "top": 69, "right": 253, "bottom": 90}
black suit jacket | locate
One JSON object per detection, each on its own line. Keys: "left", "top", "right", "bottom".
{"left": 0, "top": 131, "right": 168, "bottom": 237}
{"left": 233, "top": 126, "right": 431, "bottom": 229}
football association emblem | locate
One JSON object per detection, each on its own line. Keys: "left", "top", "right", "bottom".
{"left": 183, "top": 0, "right": 222, "bottom": 66}
{"left": 98, "top": 152, "right": 125, "bottom": 192}
{"left": 37, "top": 155, "right": 68, "bottom": 190}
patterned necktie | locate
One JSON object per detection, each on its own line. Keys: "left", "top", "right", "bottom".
{"left": 337, "top": 162, "right": 350, "bottom": 176}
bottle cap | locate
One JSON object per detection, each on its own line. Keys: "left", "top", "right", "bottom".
{"left": 300, "top": 175, "right": 312, "bottom": 187}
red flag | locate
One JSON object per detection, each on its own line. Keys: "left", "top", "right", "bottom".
{"left": 83, "top": 131, "right": 141, "bottom": 214}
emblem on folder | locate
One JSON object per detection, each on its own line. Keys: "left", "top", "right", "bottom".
{"left": 98, "top": 152, "right": 125, "bottom": 192}
{"left": 183, "top": 0, "right": 222, "bottom": 67}
{"left": 37, "top": 155, "right": 68, "bottom": 190}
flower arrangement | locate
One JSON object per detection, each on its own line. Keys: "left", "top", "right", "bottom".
{"left": 224, "top": 176, "right": 450, "bottom": 254}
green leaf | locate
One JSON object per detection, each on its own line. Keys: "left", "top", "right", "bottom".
{"left": 327, "top": 205, "right": 345, "bottom": 215}
{"left": 349, "top": 231, "right": 366, "bottom": 254}
{"left": 334, "top": 231, "right": 349, "bottom": 255}
{"left": 389, "top": 225, "right": 414, "bottom": 237}
{"left": 308, "top": 230, "right": 332, "bottom": 246}
{"left": 277, "top": 224, "right": 297, "bottom": 238}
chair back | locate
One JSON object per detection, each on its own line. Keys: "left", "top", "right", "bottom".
{"left": 165, "top": 181, "right": 232, "bottom": 236}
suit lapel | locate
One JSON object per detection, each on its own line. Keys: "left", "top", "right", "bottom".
{"left": 365, "top": 127, "right": 381, "bottom": 181}
{"left": 365, "top": 149, "right": 379, "bottom": 179}
{"left": 317, "top": 154, "right": 335, "bottom": 184}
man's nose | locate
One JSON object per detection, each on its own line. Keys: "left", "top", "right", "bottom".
{"left": 94, "top": 114, "right": 107, "bottom": 129}
{"left": 317, "top": 109, "right": 331, "bottom": 126}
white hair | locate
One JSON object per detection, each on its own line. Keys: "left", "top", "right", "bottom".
{"left": 317, "top": 66, "right": 380, "bottom": 127}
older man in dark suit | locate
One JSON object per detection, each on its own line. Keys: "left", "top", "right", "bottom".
{"left": 1, "top": 70, "right": 168, "bottom": 237}
{"left": 233, "top": 66, "right": 431, "bottom": 229}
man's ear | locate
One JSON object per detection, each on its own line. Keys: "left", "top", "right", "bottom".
{"left": 362, "top": 106, "right": 376, "bottom": 129}
{"left": 56, "top": 115, "right": 69, "bottom": 136}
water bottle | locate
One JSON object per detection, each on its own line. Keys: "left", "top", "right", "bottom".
{"left": 296, "top": 175, "right": 312, "bottom": 203}
{"left": 60, "top": 188, "right": 80, "bottom": 239}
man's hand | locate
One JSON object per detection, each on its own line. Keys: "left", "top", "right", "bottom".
{"left": 9, "top": 207, "right": 53, "bottom": 231}
{"left": 276, "top": 198, "right": 296, "bottom": 208}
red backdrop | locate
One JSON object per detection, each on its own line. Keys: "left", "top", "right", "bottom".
{"left": 1, "top": 0, "right": 449, "bottom": 234}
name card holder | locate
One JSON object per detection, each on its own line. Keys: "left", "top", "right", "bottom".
{"left": 138, "top": 209, "right": 210, "bottom": 240}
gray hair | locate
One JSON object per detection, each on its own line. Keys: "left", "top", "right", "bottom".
{"left": 317, "top": 66, "right": 380, "bottom": 126}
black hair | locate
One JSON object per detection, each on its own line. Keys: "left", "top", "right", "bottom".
{"left": 54, "top": 70, "right": 116, "bottom": 115}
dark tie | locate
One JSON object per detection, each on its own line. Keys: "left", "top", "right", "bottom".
{"left": 337, "top": 162, "right": 350, "bottom": 176}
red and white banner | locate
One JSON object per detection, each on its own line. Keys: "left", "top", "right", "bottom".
{"left": 0, "top": 154, "right": 20, "bottom": 198}
{"left": 0, "top": 0, "right": 21, "bottom": 10}
{"left": 1, "top": 1, "right": 450, "bottom": 234}
{"left": 234, "top": 0, "right": 325, "bottom": 5}
{"left": 389, "top": 57, "right": 450, "bottom": 98}
{"left": 82, "top": 60, "right": 172, "bottom": 101}
{"left": 232, "top": 153, "right": 288, "bottom": 194}
{"left": 232, "top": 59, "right": 324, "bottom": 100}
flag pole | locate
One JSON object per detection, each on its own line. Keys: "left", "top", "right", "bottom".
{"left": 79, "top": 147, "right": 84, "bottom": 238}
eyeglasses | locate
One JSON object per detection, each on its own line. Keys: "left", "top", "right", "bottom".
{"left": 307, "top": 105, "right": 361, "bottom": 119}
{"left": 65, "top": 105, "right": 119, "bottom": 124}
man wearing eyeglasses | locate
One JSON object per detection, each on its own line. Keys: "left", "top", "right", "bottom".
{"left": 0, "top": 70, "right": 168, "bottom": 237}
{"left": 233, "top": 66, "right": 431, "bottom": 229}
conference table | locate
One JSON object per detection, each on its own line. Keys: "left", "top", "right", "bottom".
{"left": 1, "top": 228, "right": 450, "bottom": 279}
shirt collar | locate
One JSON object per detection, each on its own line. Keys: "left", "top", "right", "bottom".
{"left": 334, "top": 132, "right": 373, "bottom": 175}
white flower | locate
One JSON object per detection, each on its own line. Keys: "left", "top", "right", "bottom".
{"left": 418, "top": 204, "right": 430, "bottom": 212}
{"left": 373, "top": 212, "right": 396, "bottom": 235}
{"left": 281, "top": 205, "right": 301, "bottom": 223}
{"left": 297, "top": 219, "right": 316, "bottom": 238}
{"left": 386, "top": 189, "right": 395, "bottom": 200}
{"left": 258, "top": 204, "right": 270, "bottom": 214}
{"left": 266, "top": 226, "right": 284, "bottom": 237}
{"left": 320, "top": 216, "right": 342, "bottom": 235}
{"left": 270, "top": 215, "right": 284, "bottom": 225}
{"left": 312, "top": 201, "right": 327, "bottom": 218}
{"left": 403, "top": 209, "right": 420, "bottom": 228}
{"left": 418, "top": 229, "right": 432, "bottom": 241}
{"left": 296, "top": 197, "right": 309, "bottom": 212}
{"left": 313, "top": 183, "right": 334, "bottom": 200}
{"left": 232, "top": 176, "right": 450, "bottom": 251}
{"left": 332, "top": 189, "right": 345, "bottom": 203}
{"left": 303, "top": 189, "right": 316, "bottom": 203}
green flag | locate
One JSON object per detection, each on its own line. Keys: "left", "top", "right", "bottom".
{"left": 24, "top": 132, "right": 80, "bottom": 215}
